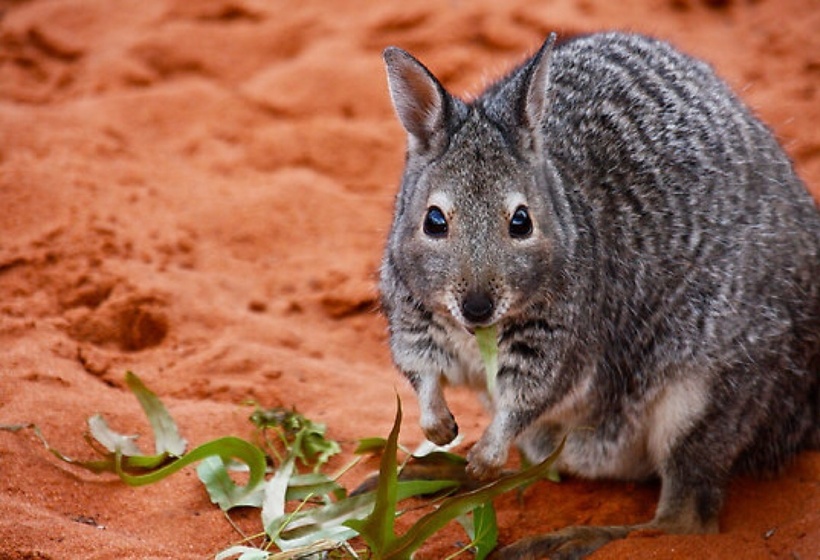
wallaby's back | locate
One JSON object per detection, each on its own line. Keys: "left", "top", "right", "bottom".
{"left": 478, "top": 33, "right": 820, "bottom": 470}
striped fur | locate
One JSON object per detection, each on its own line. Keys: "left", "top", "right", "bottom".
{"left": 381, "top": 32, "right": 820, "bottom": 557}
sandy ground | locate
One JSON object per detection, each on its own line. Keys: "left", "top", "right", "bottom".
{"left": 0, "top": 0, "right": 818, "bottom": 558}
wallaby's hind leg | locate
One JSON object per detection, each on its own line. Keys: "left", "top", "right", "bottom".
{"left": 488, "top": 470, "right": 722, "bottom": 560}
{"left": 488, "top": 524, "right": 631, "bottom": 560}
{"left": 650, "top": 464, "right": 723, "bottom": 536}
{"left": 491, "top": 417, "right": 730, "bottom": 559}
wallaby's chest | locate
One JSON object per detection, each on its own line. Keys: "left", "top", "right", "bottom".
{"left": 437, "top": 319, "right": 488, "bottom": 390}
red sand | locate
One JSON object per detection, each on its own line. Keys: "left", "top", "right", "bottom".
{"left": 0, "top": 0, "right": 817, "bottom": 558}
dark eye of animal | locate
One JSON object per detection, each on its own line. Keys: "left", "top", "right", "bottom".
{"left": 509, "top": 206, "right": 533, "bottom": 238}
{"left": 423, "top": 206, "right": 448, "bottom": 237}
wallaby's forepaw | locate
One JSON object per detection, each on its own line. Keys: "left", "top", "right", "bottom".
{"left": 489, "top": 525, "right": 631, "bottom": 560}
{"left": 421, "top": 410, "right": 458, "bottom": 446}
{"left": 466, "top": 437, "right": 507, "bottom": 480}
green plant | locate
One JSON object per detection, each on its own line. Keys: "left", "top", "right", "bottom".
{"left": 348, "top": 397, "right": 565, "bottom": 560}
{"left": 3, "top": 372, "right": 564, "bottom": 559}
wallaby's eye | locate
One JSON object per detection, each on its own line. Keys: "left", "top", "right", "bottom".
{"left": 423, "top": 206, "right": 448, "bottom": 238}
{"left": 509, "top": 206, "right": 533, "bottom": 238}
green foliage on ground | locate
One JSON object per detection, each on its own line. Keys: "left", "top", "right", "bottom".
{"left": 3, "top": 372, "right": 564, "bottom": 559}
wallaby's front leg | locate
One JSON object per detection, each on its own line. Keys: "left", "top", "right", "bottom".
{"left": 466, "top": 366, "right": 546, "bottom": 480}
{"left": 406, "top": 369, "right": 458, "bottom": 446}
{"left": 383, "top": 277, "right": 460, "bottom": 446}
{"left": 466, "top": 410, "right": 515, "bottom": 479}
{"left": 466, "top": 337, "right": 561, "bottom": 480}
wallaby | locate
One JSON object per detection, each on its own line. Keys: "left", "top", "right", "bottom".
{"left": 379, "top": 31, "right": 820, "bottom": 559}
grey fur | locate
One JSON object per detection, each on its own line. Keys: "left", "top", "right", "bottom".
{"left": 380, "top": 31, "right": 820, "bottom": 558}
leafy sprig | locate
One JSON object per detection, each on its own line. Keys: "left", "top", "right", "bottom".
{"left": 3, "top": 371, "right": 564, "bottom": 559}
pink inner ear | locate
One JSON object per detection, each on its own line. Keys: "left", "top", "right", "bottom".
{"left": 388, "top": 63, "right": 443, "bottom": 140}
{"left": 402, "top": 69, "right": 442, "bottom": 131}
{"left": 385, "top": 47, "right": 447, "bottom": 143}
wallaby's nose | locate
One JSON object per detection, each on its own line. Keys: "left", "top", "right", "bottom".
{"left": 461, "top": 291, "right": 495, "bottom": 325}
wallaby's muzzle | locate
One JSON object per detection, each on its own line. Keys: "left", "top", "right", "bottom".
{"left": 461, "top": 291, "right": 495, "bottom": 325}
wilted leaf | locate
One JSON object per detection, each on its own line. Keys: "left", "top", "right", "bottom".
{"left": 125, "top": 371, "right": 187, "bottom": 456}
{"left": 410, "top": 435, "right": 464, "bottom": 458}
{"left": 263, "top": 451, "right": 296, "bottom": 535}
{"left": 197, "top": 454, "right": 265, "bottom": 510}
{"left": 87, "top": 414, "right": 142, "bottom": 456}
{"left": 285, "top": 472, "right": 344, "bottom": 502}
{"left": 5, "top": 423, "right": 117, "bottom": 474}
{"left": 271, "top": 491, "right": 373, "bottom": 551}
{"left": 354, "top": 437, "right": 387, "bottom": 455}
{"left": 215, "top": 545, "right": 270, "bottom": 560}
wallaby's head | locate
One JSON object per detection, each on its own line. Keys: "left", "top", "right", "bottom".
{"left": 383, "top": 35, "right": 567, "bottom": 331}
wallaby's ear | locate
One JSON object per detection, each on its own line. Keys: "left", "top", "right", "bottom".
{"left": 479, "top": 34, "right": 557, "bottom": 154}
{"left": 522, "top": 33, "right": 557, "bottom": 132}
{"left": 383, "top": 47, "right": 452, "bottom": 152}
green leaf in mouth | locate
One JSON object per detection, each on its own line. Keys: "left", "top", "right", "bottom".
{"left": 474, "top": 325, "right": 499, "bottom": 396}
